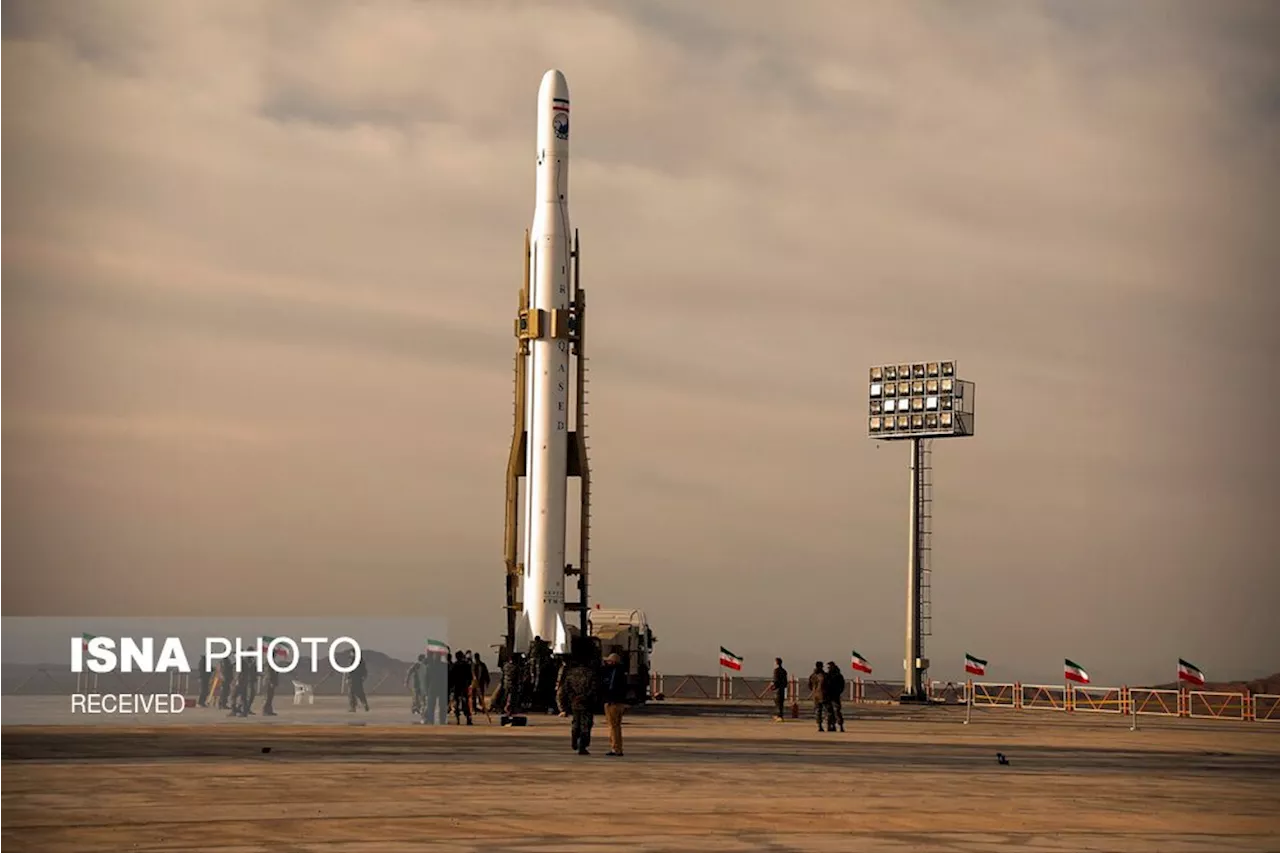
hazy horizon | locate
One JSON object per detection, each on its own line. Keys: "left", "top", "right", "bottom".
{"left": 4, "top": 1, "right": 1279, "bottom": 685}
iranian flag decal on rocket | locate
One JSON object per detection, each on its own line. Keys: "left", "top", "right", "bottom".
{"left": 850, "top": 651, "right": 872, "bottom": 674}
{"left": 81, "top": 633, "right": 96, "bottom": 651}
{"left": 1064, "top": 658, "right": 1090, "bottom": 684}
{"left": 718, "top": 647, "right": 743, "bottom": 671}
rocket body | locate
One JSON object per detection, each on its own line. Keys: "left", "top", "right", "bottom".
{"left": 519, "top": 70, "right": 572, "bottom": 655}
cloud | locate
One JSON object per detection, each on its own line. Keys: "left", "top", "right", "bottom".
{"left": 3, "top": 0, "right": 1279, "bottom": 681}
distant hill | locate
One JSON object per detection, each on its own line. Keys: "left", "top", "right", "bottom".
{"left": 1150, "top": 672, "right": 1280, "bottom": 694}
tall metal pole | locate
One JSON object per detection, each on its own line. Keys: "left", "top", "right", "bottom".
{"left": 903, "top": 437, "right": 925, "bottom": 702}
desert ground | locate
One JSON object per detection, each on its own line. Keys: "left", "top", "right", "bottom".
{"left": 3, "top": 704, "right": 1278, "bottom": 852}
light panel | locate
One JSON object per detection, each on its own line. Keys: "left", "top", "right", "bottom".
{"left": 867, "top": 358, "right": 973, "bottom": 440}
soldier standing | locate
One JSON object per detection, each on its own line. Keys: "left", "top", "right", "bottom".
{"left": 421, "top": 651, "right": 447, "bottom": 724}
{"left": 823, "top": 662, "right": 846, "bottom": 732}
{"left": 809, "top": 661, "right": 827, "bottom": 732}
{"left": 229, "top": 658, "right": 256, "bottom": 717}
{"left": 197, "top": 655, "right": 212, "bottom": 707}
{"left": 346, "top": 653, "right": 370, "bottom": 712}
{"left": 405, "top": 654, "right": 426, "bottom": 715}
{"left": 450, "top": 651, "right": 473, "bottom": 725}
{"left": 556, "top": 639, "right": 599, "bottom": 755}
{"left": 768, "top": 658, "right": 789, "bottom": 721}
{"left": 217, "top": 656, "right": 235, "bottom": 709}
{"left": 471, "top": 652, "right": 491, "bottom": 716}
{"left": 500, "top": 653, "right": 525, "bottom": 717}
{"left": 261, "top": 656, "right": 280, "bottom": 716}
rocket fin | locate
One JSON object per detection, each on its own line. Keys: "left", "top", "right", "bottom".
{"left": 553, "top": 613, "right": 568, "bottom": 655}
{"left": 515, "top": 610, "right": 533, "bottom": 654}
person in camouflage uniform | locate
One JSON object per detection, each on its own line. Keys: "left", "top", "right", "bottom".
{"left": 261, "top": 656, "right": 280, "bottom": 717}
{"left": 808, "top": 661, "right": 827, "bottom": 731}
{"left": 405, "top": 654, "right": 426, "bottom": 715}
{"left": 556, "top": 639, "right": 599, "bottom": 755}
{"left": 229, "top": 658, "right": 257, "bottom": 717}
{"left": 500, "top": 653, "right": 525, "bottom": 716}
{"left": 470, "top": 652, "right": 491, "bottom": 716}
{"left": 420, "top": 650, "right": 447, "bottom": 725}
{"left": 217, "top": 656, "right": 235, "bottom": 710}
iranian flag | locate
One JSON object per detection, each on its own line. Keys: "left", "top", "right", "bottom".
{"left": 1177, "top": 658, "right": 1206, "bottom": 687}
{"left": 259, "top": 636, "right": 290, "bottom": 661}
{"left": 850, "top": 650, "right": 872, "bottom": 674}
{"left": 425, "top": 638, "right": 449, "bottom": 656}
{"left": 718, "top": 647, "right": 743, "bottom": 671}
{"left": 81, "top": 633, "right": 96, "bottom": 651}
{"left": 964, "top": 653, "right": 987, "bottom": 676}
{"left": 1064, "top": 658, "right": 1090, "bottom": 684}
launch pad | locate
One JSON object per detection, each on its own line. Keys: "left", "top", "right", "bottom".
{"left": 502, "top": 227, "right": 591, "bottom": 659}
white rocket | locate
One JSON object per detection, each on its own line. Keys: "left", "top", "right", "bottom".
{"left": 517, "top": 69, "right": 573, "bottom": 655}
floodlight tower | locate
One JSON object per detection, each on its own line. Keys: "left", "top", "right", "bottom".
{"left": 868, "top": 360, "right": 975, "bottom": 703}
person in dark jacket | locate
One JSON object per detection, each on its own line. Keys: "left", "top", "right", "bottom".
{"left": 823, "top": 662, "right": 846, "bottom": 732}
{"left": 261, "top": 657, "right": 279, "bottom": 717}
{"left": 449, "top": 651, "right": 473, "bottom": 725}
{"left": 471, "top": 653, "right": 491, "bottom": 715}
{"left": 556, "top": 640, "right": 599, "bottom": 755}
{"left": 600, "top": 653, "right": 629, "bottom": 756}
{"left": 420, "top": 650, "right": 447, "bottom": 724}
{"left": 197, "top": 655, "right": 212, "bottom": 707}
{"left": 768, "top": 658, "right": 789, "bottom": 721}
{"left": 808, "top": 661, "right": 827, "bottom": 731}
{"left": 346, "top": 654, "right": 369, "bottom": 712}
{"left": 217, "top": 656, "right": 235, "bottom": 709}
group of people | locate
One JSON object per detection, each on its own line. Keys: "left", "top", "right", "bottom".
{"left": 551, "top": 637, "right": 633, "bottom": 756}
{"left": 404, "top": 649, "right": 491, "bottom": 725}
{"left": 195, "top": 653, "right": 281, "bottom": 718}
{"left": 404, "top": 636, "right": 634, "bottom": 756}
{"left": 768, "top": 658, "right": 848, "bottom": 732}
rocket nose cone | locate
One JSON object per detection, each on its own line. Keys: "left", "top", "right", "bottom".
{"left": 539, "top": 69, "right": 569, "bottom": 103}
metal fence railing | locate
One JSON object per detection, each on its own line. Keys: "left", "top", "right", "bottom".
{"left": 646, "top": 674, "right": 1276, "bottom": 725}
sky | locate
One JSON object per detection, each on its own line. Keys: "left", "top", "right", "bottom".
{"left": 4, "top": 0, "right": 1279, "bottom": 685}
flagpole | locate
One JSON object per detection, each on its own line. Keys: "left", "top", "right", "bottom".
{"left": 964, "top": 677, "right": 971, "bottom": 725}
